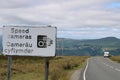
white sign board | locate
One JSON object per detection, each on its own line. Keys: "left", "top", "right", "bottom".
{"left": 3, "top": 26, "right": 57, "bottom": 57}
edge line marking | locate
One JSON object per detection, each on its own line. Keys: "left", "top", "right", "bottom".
{"left": 83, "top": 58, "right": 89, "bottom": 80}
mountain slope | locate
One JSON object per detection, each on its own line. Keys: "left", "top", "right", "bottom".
{"left": 79, "top": 37, "right": 120, "bottom": 48}
{"left": 57, "top": 37, "right": 120, "bottom": 48}
{"left": 0, "top": 36, "right": 120, "bottom": 55}
{"left": 57, "top": 37, "right": 120, "bottom": 56}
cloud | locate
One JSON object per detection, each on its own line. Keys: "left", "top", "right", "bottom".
{"left": 0, "top": 0, "right": 120, "bottom": 39}
{"left": 0, "top": 0, "right": 42, "bottom": 8}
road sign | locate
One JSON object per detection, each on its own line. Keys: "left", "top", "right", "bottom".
{"left": 3, "top": 26, "right": 57, "bottom": 57}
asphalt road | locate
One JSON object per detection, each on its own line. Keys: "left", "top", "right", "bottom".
{"left": 81, "top": 57, "right": 120, "bottom": 80}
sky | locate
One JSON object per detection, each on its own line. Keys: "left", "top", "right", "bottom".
{"left": 0, "top": 0, "right": 120, "bottom": 39}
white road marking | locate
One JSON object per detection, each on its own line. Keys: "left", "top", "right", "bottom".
{"left": 115, "top": 68, "right": 120, "bottom": 72}
{"left": 83, "top": 59, "right": 89, "bottom": 80}
{"left": 83, "top": 58, "right": 120, "bottom": 80}
{"left": 103, "top": 62, "right": 120, "bottom": 72}
{"left": 103, "top": 63, "right": 106, "bottom": 65}
{"left": 109, "top": 66, "right": 114, "bottom": 69}
{"left": 104, "top": 63, "right": 114, "bottom": 69}
{"left": 106, "top": 64, "right": 109, "bottom": 67}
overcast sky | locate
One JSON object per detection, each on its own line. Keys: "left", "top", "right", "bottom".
{"left": 0, "top": 0, "right": 120, "bottom": 39}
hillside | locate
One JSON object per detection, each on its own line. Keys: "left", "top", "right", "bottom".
{"left": 0, "top": 36, "right": 120, "bottom": 56}
{"left": 0, "top": 35, "right": 2, "bottom": 50}
{"left": 79, "top": 37, "right": 120, "bottom": 48}
{"left": 57, "top": 37, "right": 120, "bottom": 56}
{"left": 57, "top": 37, "right": 120, "bottom": 48}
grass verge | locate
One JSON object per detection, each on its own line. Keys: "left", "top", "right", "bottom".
{"left": 110, "top": 56, "right": 120, "bottom": 63}
{"left": 0, "top": 56, "right": 89, "bottom": 80}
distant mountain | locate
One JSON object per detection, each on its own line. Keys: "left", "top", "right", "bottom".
{"left": 78, "top": 37, "right": 120, "bottom": 48}
{"left": 57, "top": 37, "right": 120, "bottom": 48}
{"left": 0, "top": 35, "right": 2, "bottom": 50}
{"left": 0, "top": 36, "right": 120, "bottom": 56}
{"left": 56, "top": 37, "right": 120, "bottom": 56}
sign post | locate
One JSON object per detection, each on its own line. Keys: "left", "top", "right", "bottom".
{"left": 7, "top": 56, "right": 12, "bottom": 80}
{"left": 45, "top": 58, "right": 49, "bottom": 80}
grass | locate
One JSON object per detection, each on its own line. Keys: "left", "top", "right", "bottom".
{"left": 0, "top": 56, "right": 89, "bottom": 80}
{"left": 110, "top": 56, "right": 120, "bottom": 63}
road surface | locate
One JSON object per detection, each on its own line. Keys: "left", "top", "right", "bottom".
{"left": 80, "top": 57, "right": 120, "bottom": 80}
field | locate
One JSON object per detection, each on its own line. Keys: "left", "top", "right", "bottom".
{"left": 0, "top": 56, "right": 88, "bottom": 80}
{"left": 110, "top": 56, "right": 120, "bottom": 63}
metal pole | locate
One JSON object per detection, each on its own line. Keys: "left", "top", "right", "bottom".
{"left": 62, "top": 38, "right": 64, "bottom": 56}
{"left": 45, "top": 57, "right": 49, "bottom": 80}
{"left": 7, "top": 56, "right": 12, "bottom": 80}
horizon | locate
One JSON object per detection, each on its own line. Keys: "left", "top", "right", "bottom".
{"left": 57, "top": 36, "right": 120, "bottom": 40}
{"left": 0, "top": 33, "right": 119, "bottom": 40}
{"left": 0, "top": 26, "right": 120, "bottom": 39}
